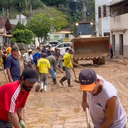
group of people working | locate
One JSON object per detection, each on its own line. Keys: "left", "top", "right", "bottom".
{"left": 0, "top": 42, "right": 127, "bottom": 128}
{"left": 22, "top": 44, "right": 75, "bottom": 91}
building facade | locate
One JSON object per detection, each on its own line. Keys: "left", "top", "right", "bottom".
{"left": 95, "top": 0, "right": 112, "bottom": 37}
{"left": 109, "top": 0, "right": 128, "bottom": 56}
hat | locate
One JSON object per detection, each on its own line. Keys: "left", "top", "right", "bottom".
{"left": 28, "top": 49, "right": 32, "bottom": 52}
{"left": 11, "top": 46, "right": 19, "bottom": 52}
{"left": 69, "top": 48, "right": 74, "bottom": 53}
{"left": 22, "top": 68, "right": 39, "bottom": 82}
{"left": 49, "top": 44, "right": 52, "bottom": 47}
{"left": 42, "top": 53, "right": 47, "bottom": 58}
{"left": 79, "top": 68, "right": 97, "bottom": 91}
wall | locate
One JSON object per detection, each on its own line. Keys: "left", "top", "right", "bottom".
{"left": 111, "top": 13, "right": 128, "bottom": 56}
{"left": 95, "top": 0, "right": 112, "bottom": 37}
{"left": 112, "top": 0, "right": 123, "bottom": 3}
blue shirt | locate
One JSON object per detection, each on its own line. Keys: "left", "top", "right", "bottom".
{"left": 5, "top": 55, "right": 21, "bottom": 77}
{"left": 37, "top": 53, "right": 43, "bottom": 59}
{"left": 33, "top": 52, "right": 41, "bottom": 61}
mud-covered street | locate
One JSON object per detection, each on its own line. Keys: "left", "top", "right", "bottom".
{"left": 1, "top": 59, "right": 128, "bottom": 128}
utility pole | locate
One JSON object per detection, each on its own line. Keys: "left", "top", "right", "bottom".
{"left": 82, "top": 0, "right": 89, "bottom": 22}
{"left": 2, "top": 7, "right": 6, "bottom": 48}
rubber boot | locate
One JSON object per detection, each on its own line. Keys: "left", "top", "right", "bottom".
{"left": 67, "top": 79, "right": 73, "bottom": 87}
{"left": 59, "top": 76, "right": 67, "bottom": 86}
{"left": 53, "top": 78, "right": 57, "bottom": 85}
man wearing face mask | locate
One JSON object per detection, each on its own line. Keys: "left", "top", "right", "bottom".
{"left": 79, "top": 68, "right": 127, "bottom": 128}
{"left": 0, "top": 68, "right": 39, "bottom": 128}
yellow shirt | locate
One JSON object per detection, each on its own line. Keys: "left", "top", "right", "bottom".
{"left": 7, "top": 47, "right": 12, "bottom": 56}
{"left": 63, "top": 53, "right": 73, "bottom": 69}
{"left": 37, "top": 58, "right": 51, "bottom": 73}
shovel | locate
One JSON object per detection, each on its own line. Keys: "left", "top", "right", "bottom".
{"left": 85, "top": 108, "right": 91, "bottom": 128}
{"left": 73, "top": 68, "right": 80, "bottom": 83}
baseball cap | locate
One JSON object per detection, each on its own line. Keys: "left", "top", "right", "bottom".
{"left": 79, "top": 68, "right": 97, "bottom": 91}
{"left": 69, "top": 48, "right": 74, "bottom": 53}
{"left": 42, "top": 53, "right": 47, "bottom": 58}
{"left": 21, "top": 68, "right": 39, "bottom": 82}
{"left": 28, "top": 49, "right": 32, "bottom": 52}
{"left": 11, "top": 46, "right": 19, "bottom": 52}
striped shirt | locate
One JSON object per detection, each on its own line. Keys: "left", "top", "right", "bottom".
{"left": 0, "top": 81, "right": 29, "bottom": 121}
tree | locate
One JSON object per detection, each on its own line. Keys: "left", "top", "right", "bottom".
{"left": 31, "top": 7, "right": 69, "bottom": 31}
{"left": 12, "top": 22, "right": 26, "bottom": 32}
{"left": 0, "top": 0, "right": 16, "bottom": 18}
{"left": 27, "top": 13, "right": 51, "bottom": 43}
{"left": 12, "top": 29, "right": 34, "bottom": 44}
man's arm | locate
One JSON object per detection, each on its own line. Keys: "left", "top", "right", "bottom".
{"left": 6, "top": 67, "right": 13, "bottom": 82}
{"left": 101, "top": 97, "right": 117, "bottom": 128}
{"left": 49, "top": 68, "right": 51, "bottom": 75}
{"left": 17, "top": 107, "right": 24, "bottom": 120}
{"left": 55, "top": 65, "right": 64, "bottom": 73}
{"left": 8, "top": 112, "right": 22, "bottom": 128}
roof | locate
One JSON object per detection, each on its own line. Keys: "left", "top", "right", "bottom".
{"left": 0, "top": 34, "right": 12, "bottom": 37}
{"left": 108, "top": 0, "right": 127, "bottom": 6}
{"left": 0, "top": 17, "right": 12, "bottom": 30}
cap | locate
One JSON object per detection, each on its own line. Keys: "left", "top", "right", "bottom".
{"left": 28, "top": 49, "right": 32, "bottom": 52}
{"left": 69, "top": 48, "right": 74, "bottom": 53}
{"left": 42, "top": 53, "right": 47, "bottom": 58}
{"left": 49, "top": 44, "right": 52, "bottom": 47}
{"left": 79, "top": 68, "right": 97, "bottom": 91}
{"left": 22, "top": 68, "right": 39, "bottom": 82}
{"left": 11, "top": 46, "right": 19, "bottom": 52}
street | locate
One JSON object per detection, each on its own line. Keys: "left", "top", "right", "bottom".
{"left": 1, "top": 59, "right": 128, "bottom": 128}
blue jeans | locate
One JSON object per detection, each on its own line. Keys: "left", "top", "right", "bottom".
{"left": 12, "top": 76, "right": 20, "bottom": 81}
{"left": 51, "top": 68, "right": 56, "bottom": 79}
{"left": 33, "top": 60, "right": 37, "bottom": 66}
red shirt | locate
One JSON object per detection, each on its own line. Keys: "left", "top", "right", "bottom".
{"left": 0, "top": 81, "right": 29, "bottom": 121}
{"left": 109, "top": 44, "right": 112, "bottom": 49}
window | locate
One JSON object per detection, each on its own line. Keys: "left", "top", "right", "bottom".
{"left": 98, "top": 7, "right": 101, "bottom": 18}
{"left": 103, "top": 5, "right": 106, "bottom": 17}
{"left": 57, "top": 44, "right": 64, "bottom": 48}
{"left": 119, "top": 34, "right": 123, "bottom": 55}
{"left": 112, "top": 35, "right": 115, "bottom": 55}
{"left": 64, "top": 43, "right": 70, "bottom": 47}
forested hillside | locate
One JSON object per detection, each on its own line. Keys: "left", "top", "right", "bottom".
{"left": 0, "top": 0, "right": 95, "bottom": 28}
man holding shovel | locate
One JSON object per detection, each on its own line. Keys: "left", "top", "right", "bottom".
{"left": 59, "top": 49, "right": 75, "bottom": 87}
{"left": 79, "top": 68, "right": 127, "bottom": 128}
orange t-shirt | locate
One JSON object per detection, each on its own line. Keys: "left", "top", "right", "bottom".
{"left": 7, "top": 47, "right": 12, "bottom": 56}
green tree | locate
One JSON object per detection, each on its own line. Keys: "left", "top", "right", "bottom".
{"left": 12, "top": 29, "right": 34, "bottom": 44}
{"left": 27, "top": 13, "right": 51, "bottom": 42}
{"left": 32, "top": 7, "right": 69, "bottom": 31}
{"left": 12, "top": 22, "right": 26, "bottom": 32}
{"left": 0, "top": 0, "right": 16, "bottom": 18}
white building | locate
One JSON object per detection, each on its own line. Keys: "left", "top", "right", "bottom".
{"left": 95, "top": 0, "right": 112, "bottom": 37}
{"left": 109, "top": 0, "right": 128, "bottom": 56}
{"left": 10, "top": 14, "right": 27, "bottom": 26}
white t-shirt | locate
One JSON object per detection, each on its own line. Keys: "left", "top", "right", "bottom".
{"left": 60, "top": 49, "right": 66, "bottom": 57}
{"left": 87, "top": 75, "right": 127, "bottom": 128}
{"left": 23, "top": 53, "right": 33, "bottom": 63}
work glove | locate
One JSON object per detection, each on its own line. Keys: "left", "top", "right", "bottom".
{"left": 19, "top": 120, "right": 27, "bottom": 128}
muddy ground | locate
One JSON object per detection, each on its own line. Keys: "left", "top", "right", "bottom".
{"left": 0, "top": 59, "right": 128, "bottom": 128}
